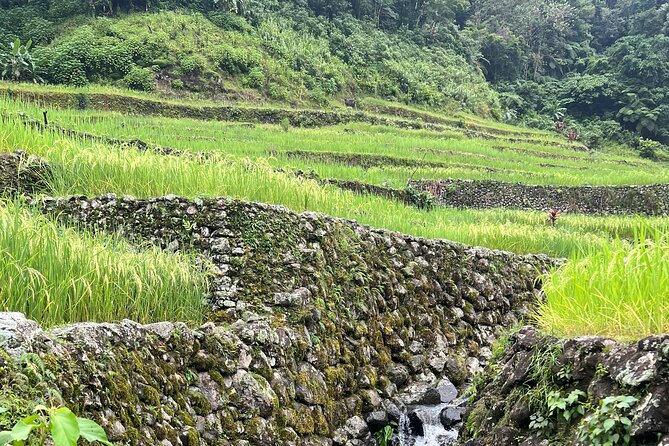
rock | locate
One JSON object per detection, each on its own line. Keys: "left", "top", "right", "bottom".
{"left": 198, "top": 372, "right": 223, "bottom": 411}
{"left": 387, "top": 364, "right": 410, "bottom": 386}
{"left": 365, "top": 411, "right": 389, "bottom": 431}
{"left": 437, "top": 378, "right": 457, "bottom": 403}
{"left": 295, "top": 362, "right": 328, "bottom": 405}
{"left": 440, "top": 406, "right": 464, "bottom": 429}
{"left": 632, "top": 385, "right": 669, "bottom": 436}
{"left": 273, "top": 287, "right": 311, "bottom": 307}
{"left": 611, "top": 351, "right": 659, "bottom": 386}
{"left": 508, "top": 400, "right": 531, "bottom": 426}
{"left": 333, "top": 416, "right": 369, "bottom": 445}
{"left": 0, "top": 312, "right": 43, "bottom": 357}
{"left": 400, "top": 382, "right": 441, "bottom": 406}
{"left": 231, "top": 370, "right": 277, "bottom": 418}
{"left": 519, "top": 436, "right": 548, "bottom": 446}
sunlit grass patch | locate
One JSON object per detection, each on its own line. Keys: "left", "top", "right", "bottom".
{"left": 537, "top": 228, "right": 669, "bottom": 340}
{"left": 0, "top": 201, "right": 209, "bottom": 326}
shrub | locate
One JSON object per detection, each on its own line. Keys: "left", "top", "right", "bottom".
{"left": 171, "top": 78, "right": 184, "bottom": 89}
{"left": 0, "top": 405, "right": 112, "bottom": 446}
{"left": 0, "top": 38, "right": 41, "bottom": 83}
{"left": 21, "top": 18, "right": 54, "bottom": 45}
{"left": 212, "top": 43, "right": 259, "bottom": 74}
{"left": 243, "top": 66, "right": 265, "bottom": 88}
{"left": 268, "top": 84, "right": 289, "bottom": 101}
{"left": 35, "top": 47, "right": 88, "bottom": 86}
{"left": 207, "top": 11, "right": 253, "bottom": 33}
{"left": 179, "top": 54, "right": 207, "bottom": 75}
{"left": 638, "top": 137, "right": 662, "bottom": 160}
{"left": 122, "top": 66, "right": 155, "bottom": 91}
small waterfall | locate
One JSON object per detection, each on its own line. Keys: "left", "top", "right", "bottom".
{"left": 398, "top": 402, "right": 461, "bottom": 446}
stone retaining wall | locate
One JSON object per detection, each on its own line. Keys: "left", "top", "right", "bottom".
{"left": 0, "top": 151, "right": 51, "bottom": 196}
{"left": 0, "top": 194, "right": 554, "bottom": 445}
{"left": 411, "top": 178, "right": 669, "bottom": 216}
{"left": 463, "top": 327, "right": 669, "bottom": 446}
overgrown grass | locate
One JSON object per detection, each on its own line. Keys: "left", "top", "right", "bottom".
{"left": 0, "top": 201, "right": 208, "bottom": 326}
{"left": 537, "top": 229, "right": 669, "bottom": 339}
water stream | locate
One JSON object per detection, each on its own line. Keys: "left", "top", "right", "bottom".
{"left": 398, "top": 402, "right": 461, "bottom": 446}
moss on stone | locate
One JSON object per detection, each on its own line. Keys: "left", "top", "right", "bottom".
{"left": 188, "top": 389, "right": 212, "bottom": 416}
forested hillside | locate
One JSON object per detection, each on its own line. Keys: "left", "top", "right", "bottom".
{"left": 1, "top": 0, "right": 668, "bottom": 150}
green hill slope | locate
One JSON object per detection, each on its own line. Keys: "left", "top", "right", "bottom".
{"left": 0, "top": 6, "right": 499, "bottom": 115}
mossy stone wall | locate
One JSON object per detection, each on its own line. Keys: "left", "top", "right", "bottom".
{"left": 0, "top": 195, "right": 555, "bottom": 445}
{"left": 413, "top": 178, "right": 669, "bottom": 216}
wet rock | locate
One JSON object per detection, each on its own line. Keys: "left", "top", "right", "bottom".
{"left": 440, "top": 406, "right": 464, "bottom": 429}
{"left": 400, "top": 382, "right": 441, "bottom": 406}
{"left": 437, "top": 378, "right": 457, "bottom": 403}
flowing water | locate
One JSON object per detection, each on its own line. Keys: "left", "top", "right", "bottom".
{"left": 398, "top": 402, "right": 460, "bottom": 446}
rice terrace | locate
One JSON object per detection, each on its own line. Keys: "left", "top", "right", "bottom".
{"left": 0, "top": 1, "right": 668, "bottom": 446}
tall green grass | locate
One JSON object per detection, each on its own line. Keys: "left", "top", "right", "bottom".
{"left": 9, "top": 98, "right": 665, "bottom": 187}
{"left": 2, "top": 118, "right": 668, "bottom": 258}
{"left": 537, "top": 229, "right": 669, "bottom": 339}
{"left": 0, "top": 202, "right": 208, "bottom": 326}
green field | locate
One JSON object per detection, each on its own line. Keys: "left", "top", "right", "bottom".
{"left": 1, "top": 84, "right": 668, "bottom": 338}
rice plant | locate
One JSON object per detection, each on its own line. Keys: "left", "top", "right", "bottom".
{"left": 537, "top": 228, "right": 669, "bottom": 339}
{"left": 0, "top": 201, "right": 209, "bottom": 326}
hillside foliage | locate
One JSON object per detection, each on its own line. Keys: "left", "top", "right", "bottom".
{"left": 0, "top": 0, "right": 668, "bottom": 147}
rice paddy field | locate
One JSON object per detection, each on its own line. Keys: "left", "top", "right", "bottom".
{"left": 1, "top": 82, "right": 667, "bottom": 339}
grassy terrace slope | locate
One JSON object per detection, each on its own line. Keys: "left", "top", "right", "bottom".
{"left": 1, "top": 83, "right": 668, "bottom": 337}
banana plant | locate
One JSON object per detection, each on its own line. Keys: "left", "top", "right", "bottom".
{"left": 0, "top": 38, "right": 42, "bottom": 83}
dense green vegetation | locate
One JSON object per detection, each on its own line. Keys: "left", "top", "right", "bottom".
{"left": 0, "top": 6, "right": 498, "bottom": 114}
{"left": 2, "top": 0, "right": 667, "bottom": 152}
{"left": 538, "top": 229, "right": 669, "bottom": 338}
{"left": 470, "top": 0, "right": 669, "bottom": 149}
{"left": 0, "top": 201, "right": 208, "bottom": 326}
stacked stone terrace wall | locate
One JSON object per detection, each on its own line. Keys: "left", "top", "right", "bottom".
{"left": 0, "top": 194, "right": 555, "bottom": 446}
{"left": 412, "top": 179, "right": 669, "bottom": 216}
{"left": 463, "top": 327, "right": 669, "bottom": 446}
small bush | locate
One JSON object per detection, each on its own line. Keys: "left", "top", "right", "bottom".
{"left": 638, "top": 137, "right": 662, "bottom": 160}
{"left": 21, "top": 18, "right": 54, "bottom": 45}
{"left": 243, "top": 66, "right": 265, "bottom": 88}
{"left": 207, "top": 12, "right": 253, "bottom": 33}
{"left": 212, "top": 44, "right": 259, "bottom": 74}
{"left": 122, "top": 66, "right": 155, "bottom": 91}
{"left": 179, "top": 54, "right": 207, "bottom": 75}
{"left": 171, "top": 78, "right": 184, "bottom": 89}
{"left": 268, "top": 84, "right": 289, "bottom": 101}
